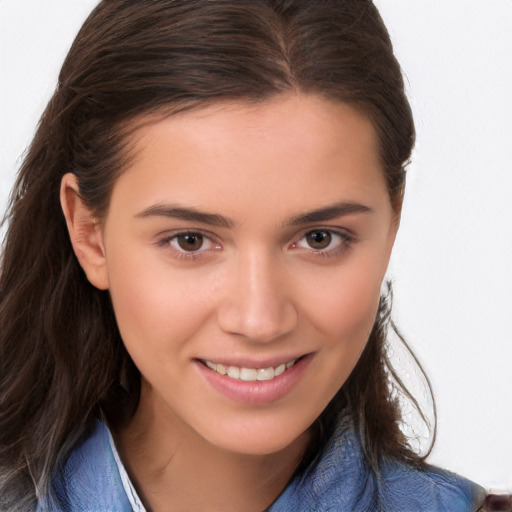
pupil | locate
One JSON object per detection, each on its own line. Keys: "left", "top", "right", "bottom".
{"left": 178, "top": 234, "right": 203, "bottom": 251}
{"left": 306, "top": 231, "right": 331, "bottom": 249}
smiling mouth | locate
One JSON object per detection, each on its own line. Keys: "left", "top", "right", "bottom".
{"left": 200, "top": 358, "right": 300, "bottom": 382}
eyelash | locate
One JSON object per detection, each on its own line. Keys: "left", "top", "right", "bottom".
{"left": 291, "top": 228, "right": 354, "bottom": 258}
{"left": 157, "top": 228, "right": 354, "bottom": 261}
{"left": 157, "top": 230, "right": 221, "bottom": 260}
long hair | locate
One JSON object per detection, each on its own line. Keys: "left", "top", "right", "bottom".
{"left": 0, "top": 1, "right": 428, "bottom": 509}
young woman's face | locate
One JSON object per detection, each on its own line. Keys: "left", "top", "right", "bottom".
{"left": 97, "top": 94, "right": 399, "bottom": 455}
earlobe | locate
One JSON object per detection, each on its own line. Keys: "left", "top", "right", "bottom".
{"left": 60, "top": 173, "right": 109, "bottom": 290}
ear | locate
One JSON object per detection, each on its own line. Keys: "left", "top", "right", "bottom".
{"left": 60, "top": 173, "right": 109, "bottom": 290}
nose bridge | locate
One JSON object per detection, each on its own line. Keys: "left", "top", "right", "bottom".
{"left": 217, "top": 247, "right": 297, "bottom": 342}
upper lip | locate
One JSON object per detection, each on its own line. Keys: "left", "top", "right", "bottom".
{"left": 197, "top": 353, "right": 311, "bottom": 369}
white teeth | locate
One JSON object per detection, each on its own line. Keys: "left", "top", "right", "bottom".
{"left": 216, "top": 363, "right": 227, "bottom": 375}
{"left": 274, "top": 363, "right": 286, "bottom": 376}
{"left": 227, "top": 366, "right": 240, "bottom": 379}
{"left": 240, "top": 368, "right": 258, "bottom": 381}
{"left": 204, "top": 359, "right": 298, "bottom": 381}
{"left": 257, "top": 367, "right": 274, "bottom": 381}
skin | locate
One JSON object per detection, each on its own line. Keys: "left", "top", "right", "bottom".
{"left": 61, "top": 93, "right": 400, "bottom": 511}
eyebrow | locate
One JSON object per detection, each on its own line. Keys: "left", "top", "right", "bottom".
{"left": 286, "top": 201, "right": 372, "bottom": 226}
{"left": 135, "top": 201, "right": 371, "bottom": 228}
{"left": 135, "top": 204, "right": 236, "bottom": 228}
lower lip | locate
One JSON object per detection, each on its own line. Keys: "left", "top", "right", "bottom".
{"left": 195, "top": 355, "right": 313, "bottom": 405}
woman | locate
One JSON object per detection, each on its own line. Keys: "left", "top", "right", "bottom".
{"left": 0, "top": 1, "right": 485, "bottom": 510}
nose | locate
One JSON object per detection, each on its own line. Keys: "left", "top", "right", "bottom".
{"left": 217, "top": 250, "right": 298, "bottom": 343}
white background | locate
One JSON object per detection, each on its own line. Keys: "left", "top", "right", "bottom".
{"left": 1, "top": 0, "right": 511, "bottom": 492}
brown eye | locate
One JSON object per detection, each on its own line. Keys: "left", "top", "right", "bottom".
{"left": 177, "top": 233, "right": 204, "bottom": 252}
{"left": 305, "top": 230, "right": 332, "bottom": 249}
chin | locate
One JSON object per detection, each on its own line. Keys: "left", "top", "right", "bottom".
{"left": 195, "top": 412, "right": 314, "bottom": 457}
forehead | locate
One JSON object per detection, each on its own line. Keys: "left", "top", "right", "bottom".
{"left": 129, "top": 93, "right": 379, "bottom": 163}
{"left": 111, "top": 93, "right": 388, "bottom": 221}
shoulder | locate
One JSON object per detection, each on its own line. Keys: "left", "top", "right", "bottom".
{"left": 41, "top": 420, "right": 133, "bottom": 511}
{"left": 379, "top": 458, "right": 486, "bottom": 512}
{"left": 270, "top": 429, "right": 485, "bottom": 512}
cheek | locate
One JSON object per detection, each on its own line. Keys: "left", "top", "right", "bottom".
{"left": 284, "top": 254, "right": 385, "bottom": 421}
{"left": 319, "top": 281, "right": 380, "bottom": 387}
{"left": 305, "top": 254, "right": 385, "bottom": 344}
{"left": 105, "top": 249, "right": 216, "bottom": 365}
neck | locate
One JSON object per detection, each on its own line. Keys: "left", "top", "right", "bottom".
{"left": 114, "top": 381, "right": 310, "bottom": 512}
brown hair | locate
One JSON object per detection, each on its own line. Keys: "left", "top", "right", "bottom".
{"left": 0, "top": 1, "right": 431, "bottom": 509}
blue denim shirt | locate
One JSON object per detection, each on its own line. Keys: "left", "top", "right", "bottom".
{"left": 40, "top": 419, "right": 484, "bottom": 511}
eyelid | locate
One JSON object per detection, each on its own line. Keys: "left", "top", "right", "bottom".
{"left": 291, "top": 227, "right": 355, "bottom": 256}
{"left": 156, "top": 226, "right": 355, "bottom": 261}
{"left": 156, "top": 229, "right": 221, "bottom": 259}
